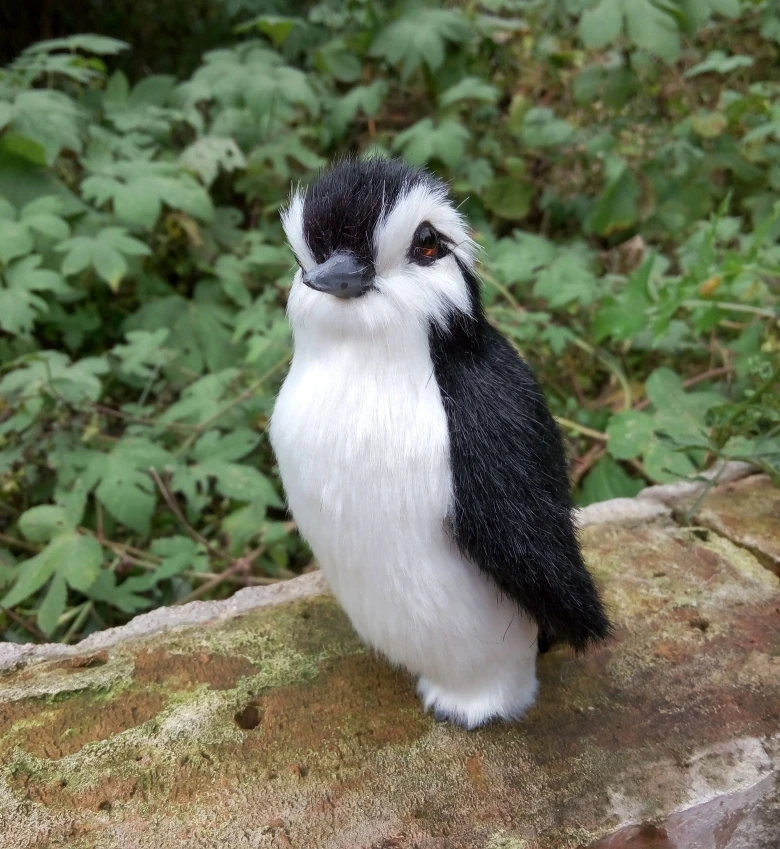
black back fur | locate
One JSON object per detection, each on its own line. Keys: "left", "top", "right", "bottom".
{"left": 429, "top": 265, "right": 611, "bottom": 652}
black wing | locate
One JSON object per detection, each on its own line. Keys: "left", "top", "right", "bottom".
{"left": 429, "top": 312, "right": 611, "bottom": 653}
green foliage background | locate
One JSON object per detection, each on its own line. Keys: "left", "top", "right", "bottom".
{"left": 0, "top": 0, "right": 778, "bottom": 643}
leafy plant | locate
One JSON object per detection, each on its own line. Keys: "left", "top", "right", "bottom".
{"left": 0, "top": 0, "right": 778, "bottom": 643}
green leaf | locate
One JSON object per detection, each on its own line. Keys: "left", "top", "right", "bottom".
{"left": 440, "top": 77, "right": 500, "bottom": 108}
{"left": 86, "top": 570, "right": 151, "bottom": 613}
{"left": 82, "top": 172, "right": 214, "bottom": 229}
{"left": 643, "top": 439, "right": 697, "bottom": 482}
{"left": 92, "top": 241, "right": 128, "bottom": 289}
{"left": 534, "top": 250, "right": 600, "bottom": 307}
{"left": 579, "top": 0, "right": 623, "bottom": 49}
{"left": 200, "top": 460, "right": 282, "bottom": 506}
{"left": 0, "top": 351, "right": 108, "bottom": 404}
{"left": 56, "top": 227, "right": 150, "bottom": 288}
{"left": 19, "top": 505, "right": 74, "bottom": 543}
{"left": 20, "top": 195, "right": 70, "bottom": 239}
{"left": 393, "top": 118, "right": 470, "bottom": 168}
{"left": 91, "top": 438, "right": 171, "bottom": 535}
{"left": 0, "top": 547, "right": 58, "bottom": 608}
{"left": 592, "top": 255, "right": 654, "bottom": 342}
{"left": 222, "top": 498, "right": 267, "bottom": 555}
{"left": 0, "top": 133, "right": 49, "bottom": 166}
{"left": 1, "top": 532, "right": 101, "bottom": 608}
{"left": 684, "top": 51, "right": 754, "bottom": 78}
{"left": 113, "top": 329, "right": 171, "bottom": 379}
{"left": 193, "top": 429, "right": 261, "bottom": 463}
{"left": 0, "top": 102, "right": 15, "bottom": 130}
{"left": 180, "top": 137, "right": 246, "bottom": 187}
{"left": 585, "top": 165, "right": 640, "bottom": 236}
{"left": 578, "top": 456, "right": 644, "bottom": 505}
{"left": 580, "top": 0, "right": 681, "bottom": 63}
{"left": 57, "top": 477, "right": 89, "bottom": 529}
{"left": 126, "top": 295, "right": 240, "bottom": 378}
{"left": 0, "top": 256, "right": 73, "bottom": 336}
{"left": 37, "top": 572, "right": 67, "bottom": 636}
{"left": 243, "top": 15, "right": 304, "bottom": 47}
{"left": 488, "top": 232, "right": 558, "bottom": 286}
{"left": 690, "top": 111, "right": 727, "bottom": 138}
{"left": 10, "top": 90, "right": 84, "bottom": 164}
{"left": 370, "top": 8, "right": 471, "bottom": 79}
{"left": 23, "top": 35, "right": 129, "bottom": 55}
{"left": 678, "top": 0, "right": 740, "bottom": 25}
{"left": 483, "top": 177, "right": 534, "bottom": 220}
{"left": 607, "top": 410, "right": 656, "bottom": 460}
{"left": 125, "top": 536, "right": 208, "bottom": 593}
{"left": 328, "top": 82, "right": 387, "bottom": 136}
{"left": 315, "top": 39, "right": 363, "bottom": 83}
{"left": 0, "top": 220, "right": 34, "bottom": 263}
{"left": 61, "top": 535, "right": 103, "bottom": 593}
{"left": 520, "top": 108, "right": 574, "bottom": 148}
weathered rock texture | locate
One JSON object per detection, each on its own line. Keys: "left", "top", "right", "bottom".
{"left": 1, "top": 471, "right": 778, "bottom": 849}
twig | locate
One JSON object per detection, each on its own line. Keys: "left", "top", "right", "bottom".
{"left": 63, "top": 601, "right": 93, "bottom": 644}
{"left": 572, "top": 445, "right": 606, "bottom": 486}
{"left": 174, "top": 562, "right": 253, "bottom": 606}
{"left": 148, "top": 468, "right": 226, "bottom": 562}
{"left": 1, "top": 606, "right": 47, "bottom": 642}
{"left": 627, "top": 458, "right": 654, "bottom": 483}
{"left": 96, "top": 501, "right": 105, "bottom": 544}
{"left": 92, "top": 404, "right": 194, "bottom": 434}
{"left": 556, "top": 417, "right": 608, "bottom": 442}
{"left": 481, "top": 270, "right": 526, "bottom": 313}
{"left": 682, "top": 299, "right": 777, "bottom": 319}
{"left": 565, "top": 335, "right": 633, "bottom": 411}
{"left": 0, "top": 532, "right": 41, "bottom": 554}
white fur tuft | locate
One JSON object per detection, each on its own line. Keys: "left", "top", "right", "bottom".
{"left": 281, "top": 188, "right": 316, "bottom": 272}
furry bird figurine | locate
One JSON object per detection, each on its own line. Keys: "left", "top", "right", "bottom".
{"left": 270, "top": 158, "right": 610, "bottom": 729}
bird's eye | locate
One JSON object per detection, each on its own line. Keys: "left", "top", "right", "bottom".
{"left": 410, "top": 223, "right": 445, "bottom": 265}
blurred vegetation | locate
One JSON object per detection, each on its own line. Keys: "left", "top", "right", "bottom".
{"left": 0, "top": 0, "right": 778, "bottom": 643}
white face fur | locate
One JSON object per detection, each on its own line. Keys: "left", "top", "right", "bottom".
{"left": 281, "top": 180, "right": 478, "bottom": 341}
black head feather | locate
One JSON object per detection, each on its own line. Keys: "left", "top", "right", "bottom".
{"left": 301, "top": 157, "right": 439, "bottom": 268}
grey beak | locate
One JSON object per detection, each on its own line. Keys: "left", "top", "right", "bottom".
{"left": 301, "top": 253, "right": 373, "bottom": 299}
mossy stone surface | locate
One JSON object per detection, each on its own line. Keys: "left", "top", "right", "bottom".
{"left": 1, "top": 477, "right": 779, "bottom": 849}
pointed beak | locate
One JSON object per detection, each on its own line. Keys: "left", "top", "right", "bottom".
{"left": 301, "top": 253, "right": 373, "bottom": 299}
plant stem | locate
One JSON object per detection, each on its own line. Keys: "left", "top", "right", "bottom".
{"left": 682, "top": 300, "right": 777, "bottom": 319}
{"left": 1, "top": 605, "right": 47, "bottom": 642}
{"left": 0, "top": 532, "right": 41, "bottom": 554}
{"left": 556, "top": 417, "right": 609, "bottom": 442}
{"left": 63, "top": 601, "right": 93, "bottom": 643}
{"left": 481, "top": 269, "right": 526, "bottom": 313}
{"left": 148, "top": 468, "right": 227, "bottom": 561}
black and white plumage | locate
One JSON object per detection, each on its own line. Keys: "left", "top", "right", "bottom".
{"left": 270, "top": 158, "right": 610, "bottom": 729}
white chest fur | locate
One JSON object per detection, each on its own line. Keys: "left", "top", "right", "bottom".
{"left": 270, "top": 320, "right": 538, "bottom": 720}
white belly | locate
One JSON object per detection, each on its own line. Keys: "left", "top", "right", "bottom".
{"left": 269, "top": 323, "right": 537, "bottom": 717}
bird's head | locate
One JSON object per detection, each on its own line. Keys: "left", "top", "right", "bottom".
{"left": 281, "top": 158, "right": 478, "bottom": 340}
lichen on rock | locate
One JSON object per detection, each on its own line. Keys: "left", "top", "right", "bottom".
{"left": 0, "top": 474, "right": 778, "bottom": 849}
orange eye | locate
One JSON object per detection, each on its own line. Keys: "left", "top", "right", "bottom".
{"left": 411, "top": 223, "right": 441, "bottom": 264}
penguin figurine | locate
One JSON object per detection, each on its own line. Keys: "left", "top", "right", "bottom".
{"left": 270, "top": 158, "right": 610, "bottom": 729}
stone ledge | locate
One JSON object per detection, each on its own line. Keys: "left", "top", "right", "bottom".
{"left": 1, "top": 467, "right": 778, "bottom": 849}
